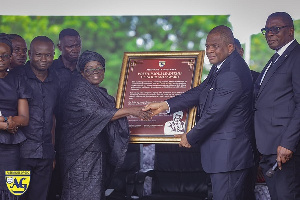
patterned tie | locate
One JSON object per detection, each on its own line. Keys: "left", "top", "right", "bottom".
{"left": 259, "top": 52, "right": 280, "bottom": 85}
{"left": 208, "top": 65, "right": 218, "bottom": 84}
{"left": 271, "top": 52, "right": 280, "bottom": 64}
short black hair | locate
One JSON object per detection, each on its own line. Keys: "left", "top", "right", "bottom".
{"left": 77, "top": 50, "right": 105, "bottom": 73}
{"left": 30, "top": 36, "right": 54, "bottom": 49}
{"left": 208, "top": 25, "right": 234, "bottom": 45}
{"left": 268, "top": 12, "right": 294, "bottom": 28}
{"left": 0, "top": 33, "right": 13, "bottom": 54}
{"left": 8, "top": 34, "right": 25, "bottom": 41}
{"left": 59, "top": 28, "right": 80, "bottom": 40}
{"left": 234, "top": 38, "right": 242, "bottom": 49}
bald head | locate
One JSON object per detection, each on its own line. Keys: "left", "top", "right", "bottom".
{"left": 30, "top": 36, "right": 54, "bottom": 50}
{"left": 205, "top": 25, "right": 235, "bottom": 65}
{"left": 208, "top": 25, "right": 235, "bottom": 46}
{"left": 29, "top": 36, "right": 55, "bottom": 73}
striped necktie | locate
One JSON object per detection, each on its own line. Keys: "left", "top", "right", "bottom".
{"left": 259, "top": 52, "right": 280, "bottom": 85}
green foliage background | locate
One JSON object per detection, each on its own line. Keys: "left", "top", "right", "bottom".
{"left": 1, "top": 15, "right": 299, "bottom": 96}
{"left": 0, "top": 15, "right": 230, "bottom": 95}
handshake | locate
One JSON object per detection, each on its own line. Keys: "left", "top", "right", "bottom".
{"left": 130, "top": 101, "right": 192, "bottom": 148}
{"left": 130, "top": 101, "right": 169, "bottom": 120}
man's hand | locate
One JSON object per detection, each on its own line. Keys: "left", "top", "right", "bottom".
{"left": 143, "top": 101, "right": 169, "bottom": 117}
{"left": 277, "top": 145, "right": 293, "bottom": 170}
{"left": 176, "top": 133, "right": 191, "bottom": 148}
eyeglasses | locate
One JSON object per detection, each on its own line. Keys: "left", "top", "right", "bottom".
{"left": 0, "top": 54, "right": 11, "bottom": 61}
{"left": 84, "top": 67, "right": 105, "bottom": 76}
{"left": 261, "top": 25, "right": 289, "bottom": 35}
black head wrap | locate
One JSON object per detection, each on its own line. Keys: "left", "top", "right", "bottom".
{"left": 76, "top": 50, "right": 105, "bottom": 73}
{"left": 0, "top": 33, "right": 13, "bottom": 54}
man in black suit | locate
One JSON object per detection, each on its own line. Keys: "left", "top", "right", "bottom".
{"left": 254, "top": 12, "right": 300, "bottom": 199}
{"left": 234, "top": 37, "right": 259, "bottom": 200}
{"left": 144, "top": 25, "right": 255, "bottom": 200}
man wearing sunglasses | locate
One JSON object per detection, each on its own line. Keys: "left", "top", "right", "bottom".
{"left": 254, "top": 12, "right": 300, "bottom": 199}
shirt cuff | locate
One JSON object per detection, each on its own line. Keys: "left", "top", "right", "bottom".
{"left": 164, "top": 101, "right": 170, "bottom": 114}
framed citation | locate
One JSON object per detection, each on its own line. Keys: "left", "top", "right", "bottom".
{"left": 116, "top": 51, "right": 204, "bottom": 143}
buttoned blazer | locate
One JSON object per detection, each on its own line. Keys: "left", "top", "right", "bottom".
{"left": 254, "top": 40, "right": 300, "bottom": 155}
{"left": 167, "top": 50, "right": 255, "bottom": 173}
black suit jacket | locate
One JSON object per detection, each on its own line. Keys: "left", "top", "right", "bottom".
{"left": 167, "top": 50, "right": 255, "bottom": 173}
{"left": 254, "top": 40, "right": 300, "bottom": 155}
{"left": 251, "top": 70, "right": 260, "bottom": 83}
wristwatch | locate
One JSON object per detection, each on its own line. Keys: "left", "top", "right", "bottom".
{"left": 3, "top": 116, "right": 8, "bottom": 122}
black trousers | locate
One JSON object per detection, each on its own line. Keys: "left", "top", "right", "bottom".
{"left": 244, "top": 165, "right": 257, "bottom": 200}
{"left": 210, "top": 167, "right": 251, "bottom": 200}
{"left": 260, "top": 154, "right": 300, "bottom": 200}
{"left": 47, "top": 156, "right": 62, "bottom": 200}
{"left": 20, "top": 158, "right": 53, "bottom": 200}
{"left": 0, "top": 144, "right": 20, "bottom": 200}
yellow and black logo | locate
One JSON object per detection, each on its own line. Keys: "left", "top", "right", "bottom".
{"left": 159, "top": 61, "right": 166, "bottom": 68}
{"left": 5, "top": 171, "right": 30, "bottom": 196}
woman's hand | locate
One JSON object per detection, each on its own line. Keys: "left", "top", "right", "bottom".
{"left": 7, "top": 116, "right": 18, "bottom": 134}
{"left": 129, "top": 106, "right": 152, "bottom": 120}
{"left": 111, "top": 106, "right": 153, "bottom": 121}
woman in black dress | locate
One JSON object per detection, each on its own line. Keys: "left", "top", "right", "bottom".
{"left": 0, "top": 34, "right": 31, "bottom": 199}
{"left": 59, "top": 50, "right": 151, "bottom": 200}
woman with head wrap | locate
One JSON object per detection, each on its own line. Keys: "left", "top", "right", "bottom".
{"left": 0, "top": 33, "right": 31, "bottom": 199}
{"left": 59, "top": 50, "right": 151, "bottom": 199}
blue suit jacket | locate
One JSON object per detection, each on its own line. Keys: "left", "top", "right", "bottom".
{"left": 254, "top": 40, "right": 300, "bottom": 155}
{"left": 167, "top": 50, "right": 255, "bottom": 173}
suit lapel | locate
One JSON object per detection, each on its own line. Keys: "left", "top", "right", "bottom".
{"left": 258, "top": 54, "right": 287, "bottom": 95}
{"left": 213, "top": 50, "right": 235, "bottom": 76}
{"left": 254, "top": 59, "right": 272, "bottom": 98}
{"left": 257, "top": 40, "right": 298, "bottom": 98}
{"left": 198, "top": 65, "right": 217, "bottom": 118}
{"left": 198, "top": 51, "right": 236, "bottom": 118}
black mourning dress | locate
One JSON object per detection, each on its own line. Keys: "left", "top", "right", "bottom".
{"left": 0, "top": 72, "right": 31, "bottom": 200}
{"left": 59, "top": 74, "right": 129, "bottom": 200}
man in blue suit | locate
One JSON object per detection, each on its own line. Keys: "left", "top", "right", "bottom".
{"left": 254, "top": 12, "right": 300, "bottom": 199}
{"left": 144, "top": 25, "right": 255, "bottom": 200}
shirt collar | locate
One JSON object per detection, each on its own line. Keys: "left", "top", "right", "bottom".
{"left": 54, "top": 56, "right": 66, "bottom": 69}
{"left": 24, "top": 62, "right": 36, "bottom": 79}
{"left": 276, "top": 39, "right": 295, "bottom": 56}
{"left": 54, "top": 55, "right": 78, "bottom": 73}
{"left": 216, "top": 59, "right": 226, "bottom": 70}
{"left": 25, "top": 61, "right": 53, "bottom": 82}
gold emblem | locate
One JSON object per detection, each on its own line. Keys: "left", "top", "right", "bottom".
{"left": 5, "top": 171, "right": 30, "bottom": 196}
{"left": 159, "top": 61, "right": 166, "bottom": 67}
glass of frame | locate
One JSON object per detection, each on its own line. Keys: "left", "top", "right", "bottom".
{"left": 116, "top": 51, "right": 205, "bottom": 144}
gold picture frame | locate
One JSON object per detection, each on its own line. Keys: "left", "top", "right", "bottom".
{"left": 116, "top": 51, "right": 205, "bottom": 143}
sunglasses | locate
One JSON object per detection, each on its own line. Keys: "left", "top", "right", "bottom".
{"left": 261, "top": 25, "right": 289, "bottom": 35}
{"left": 84, "top": 67, "right": 105, "bottom": 76}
